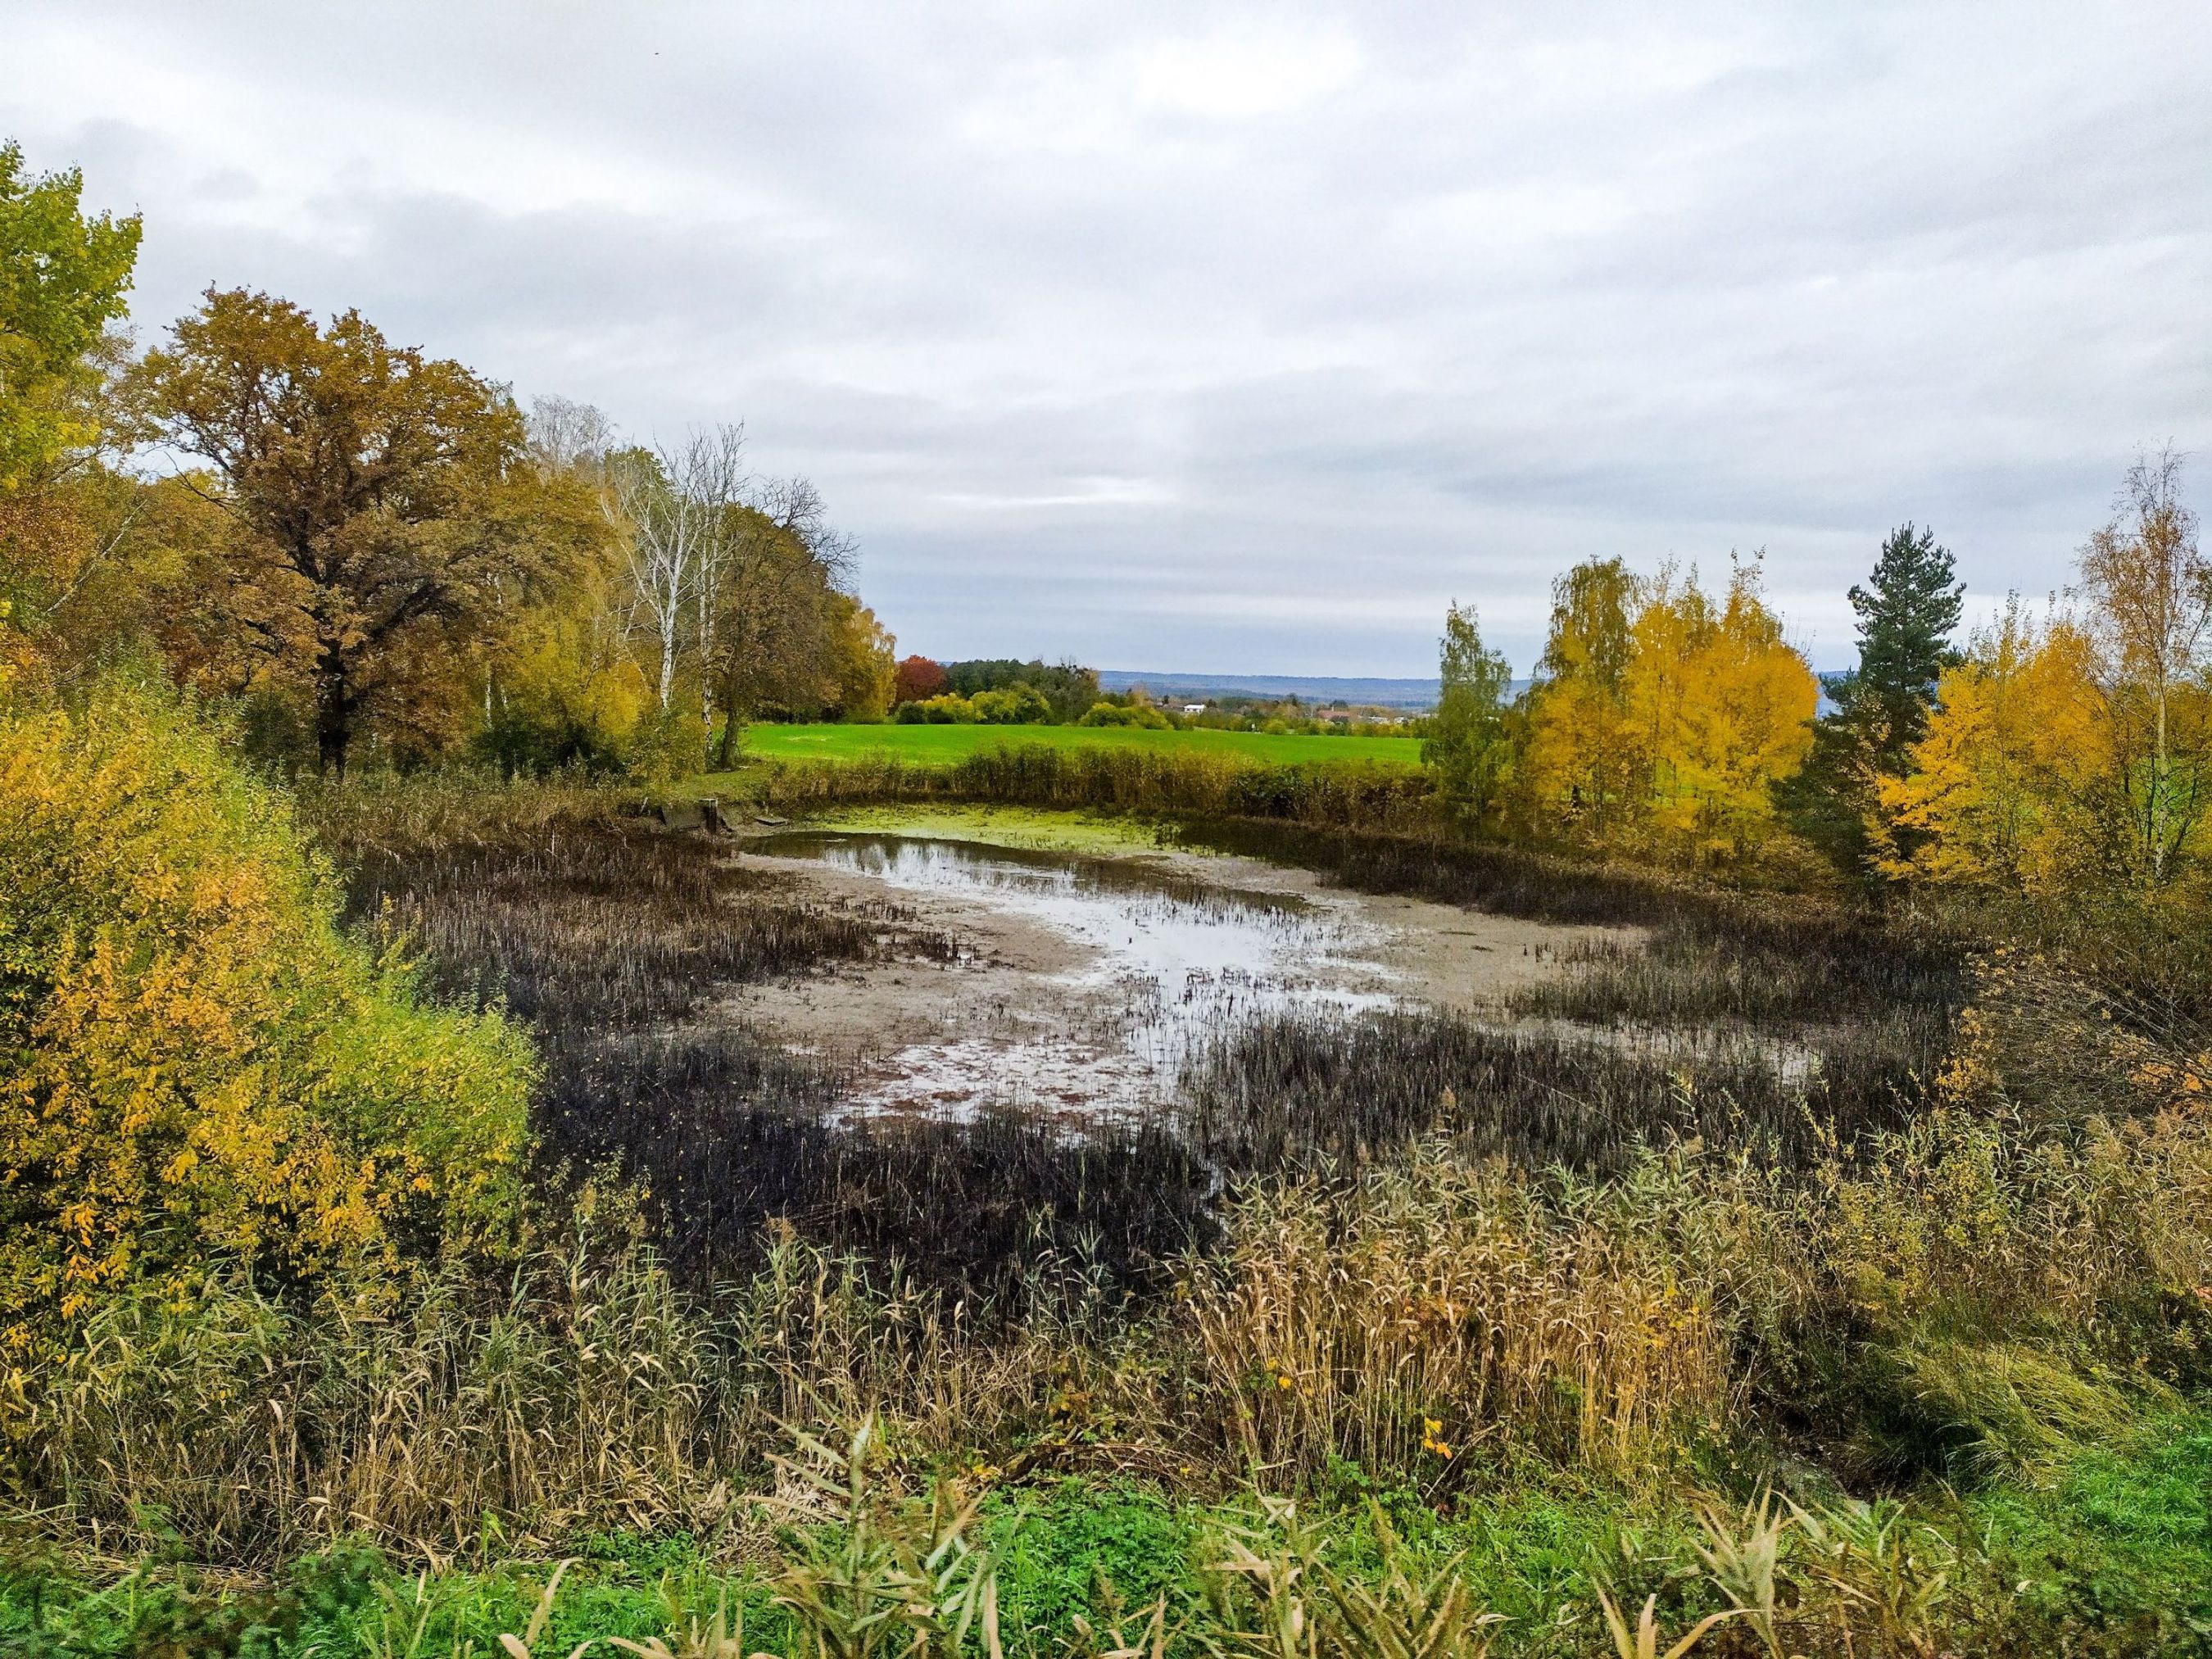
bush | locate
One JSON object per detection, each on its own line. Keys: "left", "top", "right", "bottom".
{"left": 624, "top": 708, "right": 709, "bottom": 781}
{"left": 895, "top": 692, "right": 977, "bottom": 724}
{"left": 971, "top": 685, "right": 1050, "bottom": 725}
{"left": 1077, "top": 700, "right": 1171, "bottom": 729}
{"left": 0, "top": 678, "right": 533, "bottom": 1362}
{"left": 471, "top": 704, "right": 627, "bottom": 779}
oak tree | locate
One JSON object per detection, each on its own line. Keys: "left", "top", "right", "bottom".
{"left": 130, "top": 290, "right": 572, "bottom": 775}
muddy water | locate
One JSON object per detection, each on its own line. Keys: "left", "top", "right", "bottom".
{"left": 746, "top": 832, "right": 1405, "bottom": 1123}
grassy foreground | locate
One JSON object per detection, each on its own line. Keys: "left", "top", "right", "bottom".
{"left": 7, "top": 1412, "right": 2210, "bottom": 1655}
{"left": 739, "top": 721, "right": 1426, "bottom": 769}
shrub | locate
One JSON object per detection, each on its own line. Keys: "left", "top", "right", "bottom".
{"left": 0, "top": 678, "right": 533, "bottom": 1362}
{"left": 895, "top": 693, "right": 977, "bottom": 724}
{"left": 626, "top": 708, "right": 709, "bottom": 781}
{"left": 1077, "top": 701, "right": 1171, "bottom": 730}
{"left": 971, "top": 685, "right": 1050, "bottom": 725}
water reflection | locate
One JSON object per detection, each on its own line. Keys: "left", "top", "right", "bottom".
{"left": 750, "top": 832, "right": 1398, "bottom": 1122}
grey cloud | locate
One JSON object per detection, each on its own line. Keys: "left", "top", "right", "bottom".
{"left": 4, "top": 0, "right": 2207, "bottom": 672}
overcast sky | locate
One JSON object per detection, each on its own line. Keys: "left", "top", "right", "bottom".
{"left": 7, "top": 2, "right": 2207, "bottom": 673}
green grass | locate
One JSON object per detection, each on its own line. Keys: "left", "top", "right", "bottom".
{"left": 12, "top": 1426, "right": 2212, "bottom": 1657}
{"left": 1971, "top": 1411, "right": 2212, "bottom": 1644}
{"left": 784, "top": 805, "right": 1198, "bottom": 857}
{"left": 739, "top": 722, "right": 1426, "bottom": 769}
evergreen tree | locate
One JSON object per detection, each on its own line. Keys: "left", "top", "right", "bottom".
{"left": 1424, "top": 601, "right": 1513, "bottom": 821}
{"left": 1850, "top": 523, "right": 1965, "bottom": 768}
{"left": 1778, "top": 524, "right": 1964, "bottom": 878}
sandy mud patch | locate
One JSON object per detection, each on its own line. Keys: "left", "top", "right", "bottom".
{"left": 716, "top": 829, "right": 1633, "bottom": 1124}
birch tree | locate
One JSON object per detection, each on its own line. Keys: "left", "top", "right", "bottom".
{"left": 605, "top": 424, "right": 747, "bottom": 712}
{"left": 2078, "top": 447, "right": 2210, "bottom": 884}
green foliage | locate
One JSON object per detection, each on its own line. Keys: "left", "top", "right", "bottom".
{"left": 0, "top": 141, "right": 140, "bottom": 490}
{"left": 972, "top": 685, "right": 1052, "bottom": 725}
{"left": 1422, "top": 601, "right": 1512, "bottom": 823}
{"left": 1077, "top": 701, "right": 1171, "bottom": 730}
{"left": 986, "top": 1484, "right": 1198, "bottom": 1647}
{"left": 942, "top": 660, "right": 1099, "bottom": 723}
{"left": 1848, "top": 524, "right": 1965, "bottom": 772}
{"left": 899, "top": 692, "right": 980, "bottom": 723}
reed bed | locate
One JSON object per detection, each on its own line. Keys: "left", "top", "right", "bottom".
{"left": 321, "top": 802, "right": 1964, "bottom": 1290}
{"left": 1181, "top": 1145, "right": 1741, "bottom": 1485}
{"left": 1176, "top": 1009, "right": 1918, "bottom": 1176}
{"left": 757, "top": 746, "right": 1439, "bottom": 832}
{"left": 26, "top": 1234, "right": 1135, "bottom": 1562}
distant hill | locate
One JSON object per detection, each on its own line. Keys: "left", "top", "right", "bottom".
{"left": 1099, "top": 670, "right": 1446, "bottom": 709}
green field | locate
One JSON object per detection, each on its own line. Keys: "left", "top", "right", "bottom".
{"left": 741, "top": 720, "right": 1427, "bottom": 768}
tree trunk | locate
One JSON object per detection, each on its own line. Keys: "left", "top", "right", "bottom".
{"left": 315, "top": 641, "right": 355, "bottom": 779}
{"left": 714, "top": 672, "right": 743, "bottom": 769}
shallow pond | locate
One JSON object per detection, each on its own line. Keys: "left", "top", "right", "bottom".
{"left": 746, "top": 831, "right": 1404, "bottom": 1122}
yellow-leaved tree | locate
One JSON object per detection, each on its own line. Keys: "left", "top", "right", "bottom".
{"left": 1517, "top": 556, "right": 1647, "bottom": 844}
{"left": 0, "top": 677, "right": 533, "bottom": 1360}
{"left": 1882, "top": 456, "right": 2210, "bottom": 897}
{"left": 1876, "top": 602, "right": 2108, "bottom": 891}
{"left": 1627, "top": 558, "right": 1818, "bottom": 864}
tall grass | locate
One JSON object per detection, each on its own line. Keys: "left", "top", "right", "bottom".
{"left": 1176, "top": 1009, "right": 1915, "bottom": 1176}
{"left": 1181, "top": 1146, "right": 1741, "bottom": 1484}
{"left": 755, "top": 746, "right": 1438, "bottom": 832}
{"left": 21, "top": 1090, "right": 2207, "bottom": 1567}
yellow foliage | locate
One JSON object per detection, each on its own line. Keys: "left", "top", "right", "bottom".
{"left": 1877, "top": 605, "right": 2113, "bottom": 891}
{"left": 1628, "top": 559, "right": 1816, "bottom": 862}
{"left": 0, "top": 678, "right": 532, "bottom": 1359}
{"left": 1519, "top": 556, "right": 1815, "bottom": 864}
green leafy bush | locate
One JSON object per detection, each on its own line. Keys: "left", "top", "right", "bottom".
{"left": 896, "top": 693, "right": 977, "bottom": 724}
{"left": 1077, "top": 701, "right": 1171, "bottom": 730}
{"left": 972, "top": 686, "right": 1050, "bottom": 725}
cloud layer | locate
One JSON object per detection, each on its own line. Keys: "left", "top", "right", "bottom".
{"left": 7, "top": 1, "right": 2208, "bottom": 671}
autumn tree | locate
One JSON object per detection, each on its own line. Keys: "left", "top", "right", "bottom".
{"left": 1881, "top": 458, "right": 2208, "bottom": 896}
{"left": 1423, "top": 600, "right": 1513, "bottom": 822}
{"left": 895, "top": 655, "right": 948, "bottom": 704}
{"left": 1627, "top": 557, "right": 1816, "bottom": 863}
{"left": 2078, "top": 448, "right": 2210, "bottom": 884}
{"left": 458, "top": 397, "right": 647, "bottom": 776}
{"left": 1518, "top": 556, "right": 1644, "bottom": 841}
{"left": 129, "top": 291, "right": 589, "bottom": 775}
{"left": 1876, "top": 601, "right": 2107, "bottom": 892}
{"left": 0, "top": 142, "right": 149, "bottom": 684}
{"left": 827, "top": 592, "right": 897, "bottom": 722}
{"left": 705, "top": 479, "right": 855, "bottom": 766}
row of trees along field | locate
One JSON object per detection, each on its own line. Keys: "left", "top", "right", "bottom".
{"left": 0, "top": 143, "right": 894, "bottom": 782}
{"left": 1426, "top": 465, "right": 2208, "bottom": 914}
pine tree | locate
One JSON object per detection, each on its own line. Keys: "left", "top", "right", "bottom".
{"left": 1778, "top": 524, "right": 1963, "bottom": 879}
{"left": 1850, "top": 523, "right": 1965, "bottom": 769}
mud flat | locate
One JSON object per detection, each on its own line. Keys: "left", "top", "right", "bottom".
{"left": 719, "top": 823, "right": 1633, "bottom": 1124}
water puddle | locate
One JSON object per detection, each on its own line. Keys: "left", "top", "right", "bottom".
{"left": 746, "top": 832, "right": 1402, "bottom": 1122}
